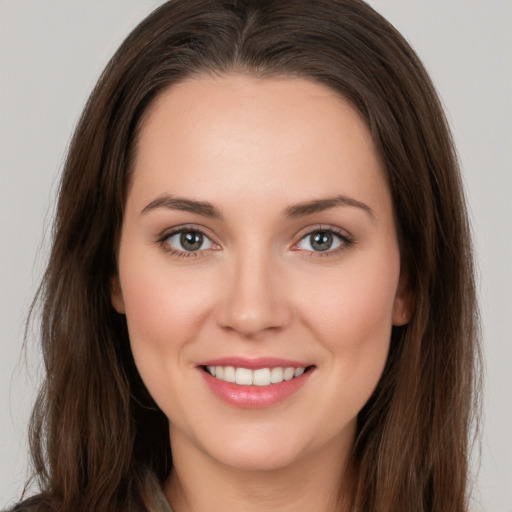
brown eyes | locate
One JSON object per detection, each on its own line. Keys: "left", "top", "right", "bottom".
{"left": 179, "top": 231, "right": 207, "bottom": 251}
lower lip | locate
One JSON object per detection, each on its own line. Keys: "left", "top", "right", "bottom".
{"left": 200, "top": 368, "right": 313, "bottom": 408}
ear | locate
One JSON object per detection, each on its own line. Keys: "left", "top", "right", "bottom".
{"left": 392, "top": 272, "right": 413, "bottom": 326}
{"left": 110, "top": 275, "right": 126, "bottom": 314}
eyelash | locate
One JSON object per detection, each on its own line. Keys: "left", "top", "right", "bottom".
{"left": 157, "top": 225, "right": 217, "bottom": 259}
{"left": 157, "top": 225, "right": 354, "bottom": 259}
{"left": 293, "top": 226, "right": 354, "bottom": 258}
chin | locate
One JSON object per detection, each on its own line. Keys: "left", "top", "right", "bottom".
{"left": 192, "top": 420, "right": 340, "bottom": 473}
{"left": 211, "top": 442, "right": 305, "bottom": 472}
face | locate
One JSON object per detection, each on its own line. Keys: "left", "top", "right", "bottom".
{"left": 112, "top": 74, "right": 410, "bottom": 472}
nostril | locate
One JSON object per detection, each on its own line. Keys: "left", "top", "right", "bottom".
{"left": 215, "top": 300, "right": 294, "bottom": 337}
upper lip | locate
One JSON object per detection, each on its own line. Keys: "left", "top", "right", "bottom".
{"left": 197, "top": 356, "right": 311, "bottom": 370}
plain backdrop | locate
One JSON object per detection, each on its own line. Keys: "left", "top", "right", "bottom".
{"left": 1, "top": 1, "right": 511, "bottom": 510}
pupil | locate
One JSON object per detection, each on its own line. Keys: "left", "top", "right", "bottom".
{"left": 180, "top": 231, "right": 203, "bottom": 251}
{"left": 311, "top": 231, "right": 332, "bottom": 251}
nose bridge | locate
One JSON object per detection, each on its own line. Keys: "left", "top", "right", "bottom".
{"left": 216, "top": 240, "right": 291, "bottom": 337}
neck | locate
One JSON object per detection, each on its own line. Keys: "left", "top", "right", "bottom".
{"left": 164, "top": 428, "right": 354, "bottom": 512}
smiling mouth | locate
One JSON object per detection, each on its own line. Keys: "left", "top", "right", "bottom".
{"left": 202, "top": 365, "right": 314, "bottom": 386}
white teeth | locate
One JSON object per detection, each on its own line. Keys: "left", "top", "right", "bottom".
{"left": 270, "top": 367, "right": 284, "bottom": 383}
{"left": 253, "top": 368, "right": 271, "bottom": 386}
{"left": 223, "top": 366, "right": 236, "bottom": 383}
{"left": 235, "top": 367, "right": 253, "bottom": 385}
{"left": 207, "top": 365, "right": 307, "bottom": 386}
{"left": 283, "top": 367, "right": 295, "bottom": 380}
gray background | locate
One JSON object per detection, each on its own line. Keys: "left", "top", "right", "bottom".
{"left": 1, "top": 1, "right": 511, "bottom": 510}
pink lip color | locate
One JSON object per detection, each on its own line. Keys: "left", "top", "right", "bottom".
{"left": 198, "top": 360, "right": 313, "bottom": 408}
{"left": 198, "top": 356, "right": 308, "bottom": 370}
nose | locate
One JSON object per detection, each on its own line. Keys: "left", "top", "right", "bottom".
{"left": 215, "top": 249, "right": 293, "bottom": 338}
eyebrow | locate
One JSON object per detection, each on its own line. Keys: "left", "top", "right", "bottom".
{"left": 140, "top": 194, "right": 374, "bottom": 220}
{"left": 141, "top": 196, "right": 223, "bottom": 218}
{"left": 284, "top": 195, "right": 375, "bottom": 219}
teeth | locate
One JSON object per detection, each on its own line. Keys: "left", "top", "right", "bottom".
{"left": 270, "top": 367, "right": 284, "bottom": 383}
{"left": 235, "top": 368, "right": 252, "bottom": 385}
{"left": 224, "top": 366, "right": 236, "bottom": 383}
{"left": 294, "top": 367, "right": 304, "bottom": 377}
{"left": 253, "top": 368, "right": 271, "bottom": 386}
{"left": 283, "top": 367, "right": 295, "bottom": 380}
{"left": 206, "top": 365, "right": 307, "bottom": 386}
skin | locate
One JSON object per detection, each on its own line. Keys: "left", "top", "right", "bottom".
{"left": 111, "top": 73, "right": 411, "bottom": 512}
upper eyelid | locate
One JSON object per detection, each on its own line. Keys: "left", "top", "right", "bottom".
{"left": 291, "top": 226, "right": 354, "bottom": 254}
{"left": 159, "top": 224, "right": 215, "bottom": 241}
{"left": 157, "top": 224, "right": 353, "bottom": 251}
{"left": 158, "top": 228, "right": 219, "bottom": 259}
{"left": 158, "top": 226, "right": 219, "bottom": 254}
{"left": 294, "top": 224, "right": 352, "bottom": 241}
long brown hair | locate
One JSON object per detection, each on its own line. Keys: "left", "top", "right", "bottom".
{"left": 14, "top": 1, "right": 480, "bottom": 510}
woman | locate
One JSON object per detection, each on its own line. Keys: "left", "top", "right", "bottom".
{"left": 9, "top": 0, "right": 480, "bottom": 511}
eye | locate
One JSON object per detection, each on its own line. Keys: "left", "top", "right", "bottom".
{"left": 296, "top": 229, "right": 350, "bottom": 253}
{"left": 164, "top": 229, "right": 217, "bottom": 253}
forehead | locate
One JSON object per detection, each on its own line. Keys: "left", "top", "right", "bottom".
{"left": 130, "top": 73, "right": 390, "bottom": 215}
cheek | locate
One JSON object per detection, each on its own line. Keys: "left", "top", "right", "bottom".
{"left": 117, "top": 251, "right": 220, "bottom": 422}
{"left": 117, "top": 248, "right": 214, "bottom": 365}
{"left": 296, "top": 260, "right": 399, "bottom": 429}
{"left": 296, "top": 250, "right": 400, "bottom": 375}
